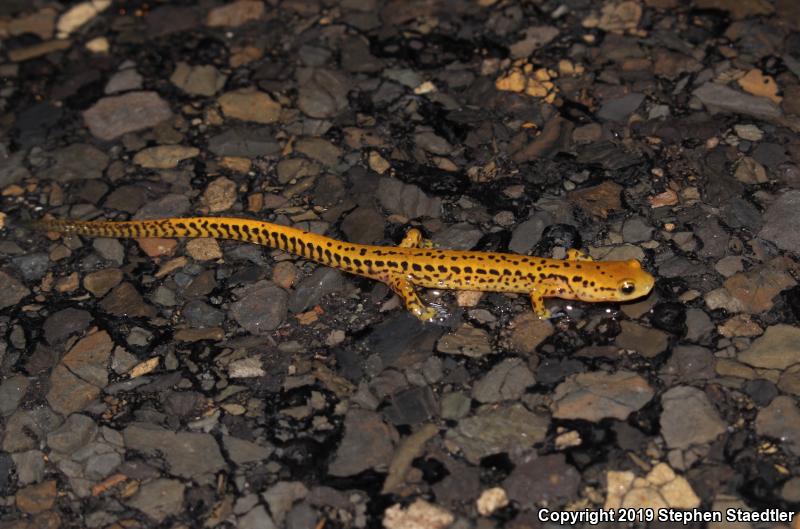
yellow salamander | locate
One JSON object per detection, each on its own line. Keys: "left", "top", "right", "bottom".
{"left": 28, "top": 217, "right": 655, "bottom": 320}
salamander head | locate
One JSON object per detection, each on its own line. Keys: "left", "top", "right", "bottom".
{"left": 576, "top": 259, "right": 655, "bottom": 302}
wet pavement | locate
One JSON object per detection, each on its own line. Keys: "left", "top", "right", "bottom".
{"left": 1, "top": 0, "right": 800, "bottom": 527}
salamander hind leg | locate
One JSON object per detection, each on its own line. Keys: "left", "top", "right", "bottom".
{"left": 399, "top": 228, "right": 435, "bottom": 249}
{"left": 387, "top": 275, "right": 438, "bottom": 321}
{"left": 529, "top": 290, "right": 552, "bottom": 319}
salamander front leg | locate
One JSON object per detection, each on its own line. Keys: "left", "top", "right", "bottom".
{"left": 529, "top": 289, "right": 552, "bottom": 319}
{"left": 387, "top": 275, "right": 438, "bottom": 321}
{"left": 399, "top": 228, "right": 435, "bottom": 249}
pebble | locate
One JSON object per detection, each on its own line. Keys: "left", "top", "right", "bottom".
{"left": 755, "top": 396, "right": 800, "bottom": 456}
{"left": 93, "top": 238, "right": 125, "bottom": 264}
{"left": 230, "top": 280, "right": 288, "bottom": 333}
{"left": 287, "top": 268, "right": 344, "bottom": 313}
{"left": 508, "top": 313, "right": 554, "bottom": 354}
{"left": 105, "top": 67, "right": 143, "bottom": 94}
{"left": 170, "top": 62, "right": 227, "bottom": 96}
{"left": 503, "top": 454, "right": 580, "bottom": 507}
{"left": 219, "top": 88, "right": 281, "bottom": 124}
{"left": 202, "top": 176, "right": 238, "bottom": 212}
{"left": 472, "top": 358, "right": 535, "bottom": 403}
{"left": 294, "top": 137, "right": 342, "bottom": 167}
{"left": 328, "top": 408, "right": 396, "bottom": 477}
{"left": 436, "top": 324, "right": 492, "bottom": 358}
{"left": 43, "top": 307, "right": 92, "bottom": 345}
{"left": 182, "top": 299, "right": 224, "bottom": 328}
{"left": 377, "top": 177, "right": 442, "bottom": 219}
{"left": 551, "top": 370, "right": 654, "bottom": 421}
{"left": 208, "top": 127, "right": 280, "bottom": 157}
{"left": 297, "top": 69, "right": 350, "bottom": 118}
{"left": 133, "top": 145, "right": 200, "bottom": 169}
{"left": 445, "top": 403, "right": 549, "bottom": 464}
{"left": 738, "top": 324, "right": 800, "bottom": 369}
{"left": 206, "top": 0, "right": 264, "bottom": 27}
{"left": 123, "top": 423, "right": 225, "bottom": 481}
{"left": 46, "top": 330, "right": 113, "bottom": 415}
{"left": 15, "top": 479, "right": 57, "bottom": 514}
{"left": 0, "top": 271, "right": 29, "bottom": 309}
{"left": 83, "top": 91, "right": 173, "bottom": 141}
{"left": 759, "top": 190, "right": 800, "bottom": 253}
{"left": 41, "top": 143, "right": 109, "bottom": 181}
{"left": 615, "top": 321, "right": 669, "bottom": 357}
{"left": 186, "top": 238, "right": 222, "bottom": 261}
{"left": 693, "top": 82, "right": 782, "bottom": 123}
{"left": 660, "top": 386, "right": 727, "bottom": 449}
{"left": 12, "top": 252, "right": 49, "bottom": 280}
{"left": 383, "top": 500, "right": 453, "bottom": 529}
{"left": 567, "top": 181, "right": 623, "bottom": 218}
{"left": 127, "top": 478, "right": 186, "bottom": 522}
{"left": 100, "top": 283, "right": 157, "bottom": 318}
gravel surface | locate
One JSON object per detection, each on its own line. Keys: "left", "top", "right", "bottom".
{"left": 2, "top": 0, "right": 800, "bottom": 527}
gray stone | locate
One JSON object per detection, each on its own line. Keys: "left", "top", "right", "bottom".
{"left": 597, "top": 93, "right": 645, "bottom": 122}
{"left": 759, "top": 190, "right": 800, "bottom": 254}
{"left": 431, "top": 223, "right": 483, "bottom": 250}
{"left": 437, "top": 325, "right": 493, "bottom": 358}
{"left": 263, "top": 481, "right": 308, "bottom": 524}
{"left": 223, "top": 435, "right": 274, "bottom": 465}
{"left": 738, "top": 324, "right": 800, "bottom": 370}
{"left": 11, "top": 450, "right": 45, "bottom": 485}
{"left": 40, "top": 143, "right": 109, "bottom": 181}
{"left": 297, "top": 68, "right": 350, "bottom": 119}
{"left": 47, "top": 414, "right": 98, "bottom": 454}
{"left": 182, "top": 299, "right": 224, "bottom": 328}
{"left": 693, "top": 82, "right": 782, "bottom": 122}
{"left": 287, "top": 268, "right": 344, "bottom": 313}
{"left": 43, "top": 308, "right": 92, "bottom": 345}
{"left": 551, "top": 370, "right": 654, "bottom": 421}
{"left": 123, "top": 423, "right": 225, "bottom": 483}
{"left": 170, "top": 62, "right": 226, "bottom": 96}
{"left": 127, "top": 478, "right": 185, "bottom": 522}
{"left": 208, "top": 127, "right": 281, "bottom": 158}
{"left": 134, "top": 193, "right": 191, "bottom": 220}
{"left": 0, "top": 375, "right": 30, "bottom": 417}
{"left": 83, "top": 91, "right": 173, "bottom": 141}
{"left": 503, "top": 454, "right": 579, "bottom": 507}
{"left": 231, "top": 280, "right": 288, "bottom": 333}
{"left": 93, "top": 238, "right": 125, "bottom": 264}
{"left": 756, "top": 396, "right": 800, "bottom": 457}
{"left": 0, "top": 271, "right": 29, "bottom": 310}
{"left": 622, "top": 216, "right": 653, "bottom": 243}
{"left": 660, "top": 386, "right": 727, "bottom": 449}
{"left": 11, "top": 252, "right": 49, "bottom": 281}
{"left": 377, "top": 177, "right": 442, "bottom": 219}
{"left": 615, "top": 321, "right": 669, "bottom": 357}
{"left": 446, "top": 403, "right": 549, "bottom": 464}
{"left": 661, "top": 345, "right": 715, "bottom": 383}
{"left": 328, "top": 408, "right": 396, "bottom": 476}
{"left": 238, "top": 505, "right": 277, "bottom": 529}
{"left": 472, "top": 358, "right": 536, "bottom": 403}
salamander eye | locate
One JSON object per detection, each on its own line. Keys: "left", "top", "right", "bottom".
{"left": 619, "top": 281, "right": 636, "bottom": 295}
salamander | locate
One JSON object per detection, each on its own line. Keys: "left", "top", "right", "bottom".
{"left": 28, "top": 216, "right": 655, "bottom": 320}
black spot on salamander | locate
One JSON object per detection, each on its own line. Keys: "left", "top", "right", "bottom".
{"left": 375, "top": 260, "right": 384, "bottom": 267}
{"left": 539, "top": 273, "right": 547, "bottom": 279}
{"left": 502, "top": 269, "right": 511, "bottom": 275}
{"left": 401, "top": 262, "right": 408, "bottom": 270}
{"left": 476, "top": 268, "right": 487, "bottom": 275}
{"left": 572, "top": 276, "right": 582, "bottom": 282}
{"left": 353, "top": 258, "right": 362, "bottom": 268}
{"left": 536, "top": 266, "right": 542, "bottom": 271}
{"left": 412, "top": 263, "right": 422, "bottom": 271}
{"left": 583, "top": 280, "right": 589, "bottom": 287}
{"left": 438, "top": 265, "right": 447, "bottom": 273}
{"left": 175, "top": 222, "right": 186, "bottom": 229}
{"left": 563, "top": 262, "right": 570, "bottom": 268}
{"left": 489, "top": 269, "right": 500, "bottom": 276}
{"left": 424, "top": 264, "right": 434, "bottom": 272}
{"left": 451, "top": 266, "right": 461, "bottom": 273}
{"left": 359, "top": 248, "right": 367, "bottom": 256}
{"left": 386, "top": 261, "right": 397, "bottom": 268}
{"left": 363, "top": 259, "right": 372, "bottom": 267}
{"left": 343, "top": 256, "right": 351, "bottom": 264}
{"left": 327, "top": 241, "right": 332, "bottom": 247}
{"left": 324, "top": 249, "right": 332, "bottom": 260}
{"left": 464, "top": 266, "right": 473, "bottom": 273}
{"left": 590, "top": 281, "right": 595, "bottom": 286}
